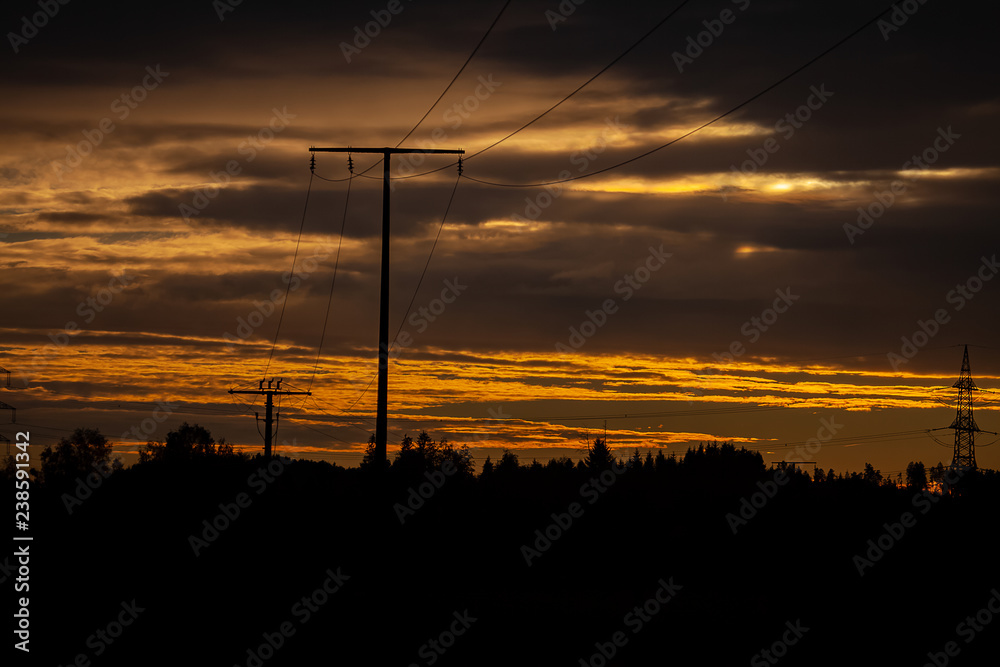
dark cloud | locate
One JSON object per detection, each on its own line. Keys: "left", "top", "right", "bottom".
{"left": 2, "top": 0, "right": 998, "bottom": 472}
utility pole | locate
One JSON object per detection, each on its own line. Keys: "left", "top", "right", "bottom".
{"left": 229, "top": 378, "right": 311, "bottom": 458}
{"left": 308, "top": 146, "right": 464, "bottom": 469}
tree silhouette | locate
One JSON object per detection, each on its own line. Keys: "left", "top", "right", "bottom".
{"left": 38, "top": 427, "right": 116, "bottom": 487}
{"left": 361, "top": 434, "right": 389, "bottom": 472}
{"left": 627, "top": 447, "right": 643, "bottom": 469}
{"left": 584, "top": 437, "right": 615, "bottom": 471}
{"left": 392, "top": 433, "right": 420, "bottom": 476}
{"left": 862, "top": 463, "right": 883, "bottom": 486}
{"left": 391, "top": 431, "right": 473, "bottom": 478}
{"left": 415, "top": 430, "right": 439, "bottom": 465}
{"left": 139, "top": 422, "right": 234, "bottom": 463}
{"left": 480, "top": 455, "right": 494, "bottom": 478}
{"left": 906, "top": 461, "right": 928, "bottom": 489}
{"left": 438, "top": 438, "right": 475, "bottom": 478}
{"left": 496, "top": 448, "right": 520, "bottom": 475}
{"left": 654, "top": 449, "right": 672, "bottom": 473}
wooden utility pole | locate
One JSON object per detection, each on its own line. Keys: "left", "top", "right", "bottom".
{"left": 308, "top": 146, "right": 464, "bottom": 469}
{"left": 229, "top": 378, "right": 310, "bottom": 458}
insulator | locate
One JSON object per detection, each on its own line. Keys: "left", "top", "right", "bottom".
{"left": 310, "top": 153, "right": 316, "bottom": 172}
{"left": 348, "top": 155, "right": 354, "bottom": 173}
{"left": 457, "top": 157, "right": 464, "bottom": 175}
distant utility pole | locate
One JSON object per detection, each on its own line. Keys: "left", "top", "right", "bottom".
{"left": 308, "top": 146, "right": 464, "bottom": 469}
{"left": 1, "top": 366, "right": 15, "bottom": 457}
{"left": 229, "top": 378, "right": 310, "bottom": 458}
{"left": 775, "top": 461, "right": 816, "bottom": 472}
{"left": 0, "top": 365, "right": 15, "bottom": 419}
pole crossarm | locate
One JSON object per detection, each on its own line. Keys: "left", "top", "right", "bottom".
{"left": 310, "top": 147, "right": 464, "bottom": 155}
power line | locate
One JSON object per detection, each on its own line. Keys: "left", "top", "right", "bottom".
{"left": 526, "top": 404, "right": 792, "bottom": 423}
{"left": 352, "top": 0, "right": 694, "bottom": 184}
{"left": 766, "top": 429, "right": 938, "bottom": 450}
{"left": 328, "top": 168, "right": 464, "bottom": 416}
{"left": 395, "top": 0, "right": 512, "bottom": 146}
{"left": 464, "top": 0, "right": 692, "bottom": 162}
{"left": 322, "top": 0, "right": 512, "bottom": 182}
{"left": 261, "top": 171, "right": 315, "bottom": 387}
{"left": 308, "top": 170, "right": 355, "bottom": 392}
{"left": 461, "top": 1, "right": 901, "bottom": 188}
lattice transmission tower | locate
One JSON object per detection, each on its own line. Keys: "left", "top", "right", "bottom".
{"left": 949, "top": 345, "right": 980, "bottom": 471}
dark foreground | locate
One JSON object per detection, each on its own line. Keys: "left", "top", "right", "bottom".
{"left": 8, "top": 445, "right": 1000, "bottom": 667}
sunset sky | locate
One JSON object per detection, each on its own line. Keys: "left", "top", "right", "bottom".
{"left": 2, "top": 0, "right": 998, "bottom": 474}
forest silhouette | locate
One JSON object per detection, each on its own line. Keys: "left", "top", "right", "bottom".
{"left": 6, "top": 424, "right": 1000, "bottom": 666}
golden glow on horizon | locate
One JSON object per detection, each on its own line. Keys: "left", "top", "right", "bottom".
{"left": 7, "top": 334, "right": 997, "bottom": 453}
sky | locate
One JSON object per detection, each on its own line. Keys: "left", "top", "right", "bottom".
{"left": 2, "top": 0, "right": 998, "bottom": 475}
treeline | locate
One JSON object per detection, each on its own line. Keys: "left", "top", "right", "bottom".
{"left": 7, "top": 422, "right": 988, "bottom": 496}
{"left": 8, "top": 424, "right": 1000, "bottom": 666}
